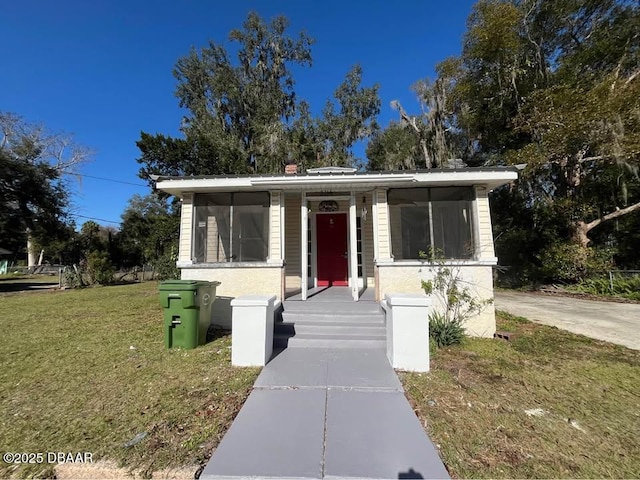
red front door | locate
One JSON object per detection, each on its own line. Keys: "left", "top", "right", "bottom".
{"left": 316, "top": 213, "right": 348, "bottom": 286}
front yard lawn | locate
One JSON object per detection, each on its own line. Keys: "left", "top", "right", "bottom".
{"left": 0, "top": 282, "right": 259, "bottom": 478}
{"left": 401, "top": 312, "right": 640, "bottom": 479}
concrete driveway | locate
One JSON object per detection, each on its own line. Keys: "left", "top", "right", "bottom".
{"left": 494, "top": 290, "right": 640, "bottom": 350}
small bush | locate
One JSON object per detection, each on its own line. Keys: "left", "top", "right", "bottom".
{"left": 62, "top": 267, "right": 84, "bottom": 288}
{"left": 538, "top": 243, "right": 613, "bottom": 283}
{"left": 429, "top": 311, "right": 465, "bottom": 347}
{"left": 86, "top": 251, "right": 115, "bottom": 285}
{"left": 154, "top": 251, "right": 179, "bottom": 281}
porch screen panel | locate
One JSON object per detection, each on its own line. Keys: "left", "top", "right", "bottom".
{"left": 431, "top": 188, "right": 474, "bottom": 259}
{"left": 193, "top": 201, "right": 208, "bottom": 263}
{"left": 193, "top": 192, "right": 269, "bottom": 263}
{"left": 388, "top": 188, "right": 430, "bottom": 260}
{"left": 208, "top": 207, "right": 231, "bottom": 262}
{"left": 233, "top": 192, "right": 269, "bottom": 262}
{"left": 388, "top": 187, "right": 475, "bottom": 260}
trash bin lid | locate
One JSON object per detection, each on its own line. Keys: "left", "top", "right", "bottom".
{"left": 159, "top": 280, "right": 209, "bottom": 291}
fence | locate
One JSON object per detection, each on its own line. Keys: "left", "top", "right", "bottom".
{"left": 607, "top": 270, "right": 640, "bottom": 293}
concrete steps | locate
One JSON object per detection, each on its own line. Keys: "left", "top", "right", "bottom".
{"left": 275, "top": 301, "right": 386, "bottom": 349}
{"left": 283, "top": 333, "right": 386, "bottom": 349}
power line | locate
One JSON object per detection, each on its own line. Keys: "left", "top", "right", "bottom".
{"left": 74, "top": 173, "right": 148, "bottom": 187}
{"left": 69, "top": 213, "right": 122, "bottom": 225}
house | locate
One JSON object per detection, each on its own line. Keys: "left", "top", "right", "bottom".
{"left": 155, "top": 165, "right": 517, "bottom": 337}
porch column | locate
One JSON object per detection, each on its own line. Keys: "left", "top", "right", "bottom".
{"left": 268, "top": 191, "right": 282, "bottom": 262}
{"left": 375, "top": 189, "right": 392, "bottom": 261}
{"left": 349, "top": 192, "right": 359, "bottom": 301}
{"left": 301, "top": 192, "right": 308, "bottom": 300}
{"left": 178, "top": 193, "right": 194, "bottom": 265}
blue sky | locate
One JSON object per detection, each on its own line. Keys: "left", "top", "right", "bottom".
{"left": 1, "top": 0, "right": 476, "bottom": 228}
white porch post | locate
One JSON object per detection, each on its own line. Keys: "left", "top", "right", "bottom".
{"left": 372, "top": 191, "right": 379, "bottom": 261}
{"left": 301, "top": 192, "right": 308, "bottom": 300}
{"left": 349, "top": 192, "right": 359, "bottom": 301}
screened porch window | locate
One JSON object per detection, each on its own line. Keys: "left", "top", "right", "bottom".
{"left": 388, "top": 187, "right": 475, "bottom": 260}
{"left": 192, "top": 192, "right": 269, "bottom": 263}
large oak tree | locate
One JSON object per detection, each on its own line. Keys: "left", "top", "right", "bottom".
{"left": 137, "top": 12, "right": 381, "bottom": 182}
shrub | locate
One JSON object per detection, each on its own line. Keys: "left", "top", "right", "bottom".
{"left": 421, "top": 257, "right": 493, "bottom": 349}
{"left": 538, "top": 243, "right": 613, "bottom": 283}
{"left": 429, "top": 311, "right": 465, "bottom": 347}
{"left": 62, "top": 266, "right": 84, "bottom": 289}
{"left": 573, "top": 274, "right": 640, "bottom": 301}
{"left": 86, "top": 251, "right": 115, "bottom": 285}
{"left": 154, "top": 250, "right": 179, "bottom": 281}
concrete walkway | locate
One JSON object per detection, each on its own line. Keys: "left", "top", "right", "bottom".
{"left": 495, "top": 290, "right": 640, "bottom": 350}
{"left": 201, "top": 347, "right": 449, "bottom": 479}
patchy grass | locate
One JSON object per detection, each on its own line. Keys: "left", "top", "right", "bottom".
{"left": 0, "top": 282, "right": 259, "bottom": 479}
{"left": 401, "top": 312, "right": 640, "bottom": 479}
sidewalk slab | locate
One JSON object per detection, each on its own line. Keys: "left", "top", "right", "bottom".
{"left": 324, "top": 390, "right": 450, "bottom": 480}
{"left": 254, "top": 348, "right": 329, "bottom": 388}
{"left": 326, "top": 348, "right": 402, "bottom": 391}
{"left": 254, "top": 347, "right": 401, "bottom": 391}
{"left": 200, "top": 389, "right": 326, "bottom": 479}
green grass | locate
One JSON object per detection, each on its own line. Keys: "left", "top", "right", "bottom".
{"left": 0, "top": 282, "right": 259, "bottom": 478}
{"left": 401, "top": 312, "right": 640, "bottom": 479}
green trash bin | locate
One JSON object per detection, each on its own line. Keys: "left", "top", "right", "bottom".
{"left": 159, "top": 280, "right": 221, "bottom": 349}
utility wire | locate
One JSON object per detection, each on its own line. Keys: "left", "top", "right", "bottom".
{"left": 69, "top": 213, "right": 122, "bottom": 225}
{"left": 73, "top": 172, "right": 148, "bottom": 187}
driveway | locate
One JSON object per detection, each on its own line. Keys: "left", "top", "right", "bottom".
{"left": 494, "top": 290, "right": 640, "bottom": 350}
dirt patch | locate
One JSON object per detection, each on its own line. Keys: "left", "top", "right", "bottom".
{"left": 55, "top": 460, "right": 196, "bottom": 479}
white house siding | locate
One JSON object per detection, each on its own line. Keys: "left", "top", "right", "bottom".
{"left": 179, "top": 194, "right": 194, "bottom": 263}
{"left": 375, "top": 190, "right": 392, "bottom": 260}
{"left": 377, "top": 263, "right": 496, "bottom": 337}
{"left": 181, "top": 266, "right": 282, "bottom": 328}
{"left": 284, "top": 193, "right": 302, "bottom": 292}
{"left": 475, "top": 187, "right": 496, "bottom": 259}
{"left": 269, "top": 191, "right": 282, "bottom": 260}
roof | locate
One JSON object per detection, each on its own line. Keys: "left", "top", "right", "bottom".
{"left": 155, "top": 167, "right": 519, "bottom": 197}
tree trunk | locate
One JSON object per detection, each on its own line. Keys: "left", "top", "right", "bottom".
{"left": 26, "top": 230, "right": 37, "bottom": 268}
{"left": 572, "top": 221, "right": 592, "bottom": 248}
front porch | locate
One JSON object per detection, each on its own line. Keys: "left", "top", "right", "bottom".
{"left": 285, "top": 285, "right": 375, "bottom": 302}
{"left": 158, "top": 166, "right": 518, "bottom": 335}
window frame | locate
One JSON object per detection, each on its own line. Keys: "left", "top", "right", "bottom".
{"left": 191, "top": 192, "right": 270, "bottom": 264}
{"left": 388, "top": 187, "right": 476, "bottom": 261}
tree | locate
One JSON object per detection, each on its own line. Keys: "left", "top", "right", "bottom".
{"left": 137, "top": 12, "right": 381, "bottom": 182}
{"left": 416, "top": 0, "right": 640, "bottom": 283}
{"left": 117, "top": 194, "right": 180, "bottom": 268}
{"left": 316, "top": 65, "right": 381, "bottom": 167}
{"left": 366, "top": 122, "right": 424, "bottom": 171}
{"left": 0, "top": 113, "right": 90, "bottom": 265}
{"left": 138, "top": 12, "right": 313, "bottom": 181}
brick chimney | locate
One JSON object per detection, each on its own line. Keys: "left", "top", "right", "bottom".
{"left": 285, "top": 163, "right": 298, "bottom": 175}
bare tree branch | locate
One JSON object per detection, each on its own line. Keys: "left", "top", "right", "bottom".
{"left": 390, "top": 99, "right": 432, "bottom": 168}
{"left": 585, "top": 201, "right": 640, "bottom": 233}
{"left": 625, "top": 68, "right": 640, "bottom": 86}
